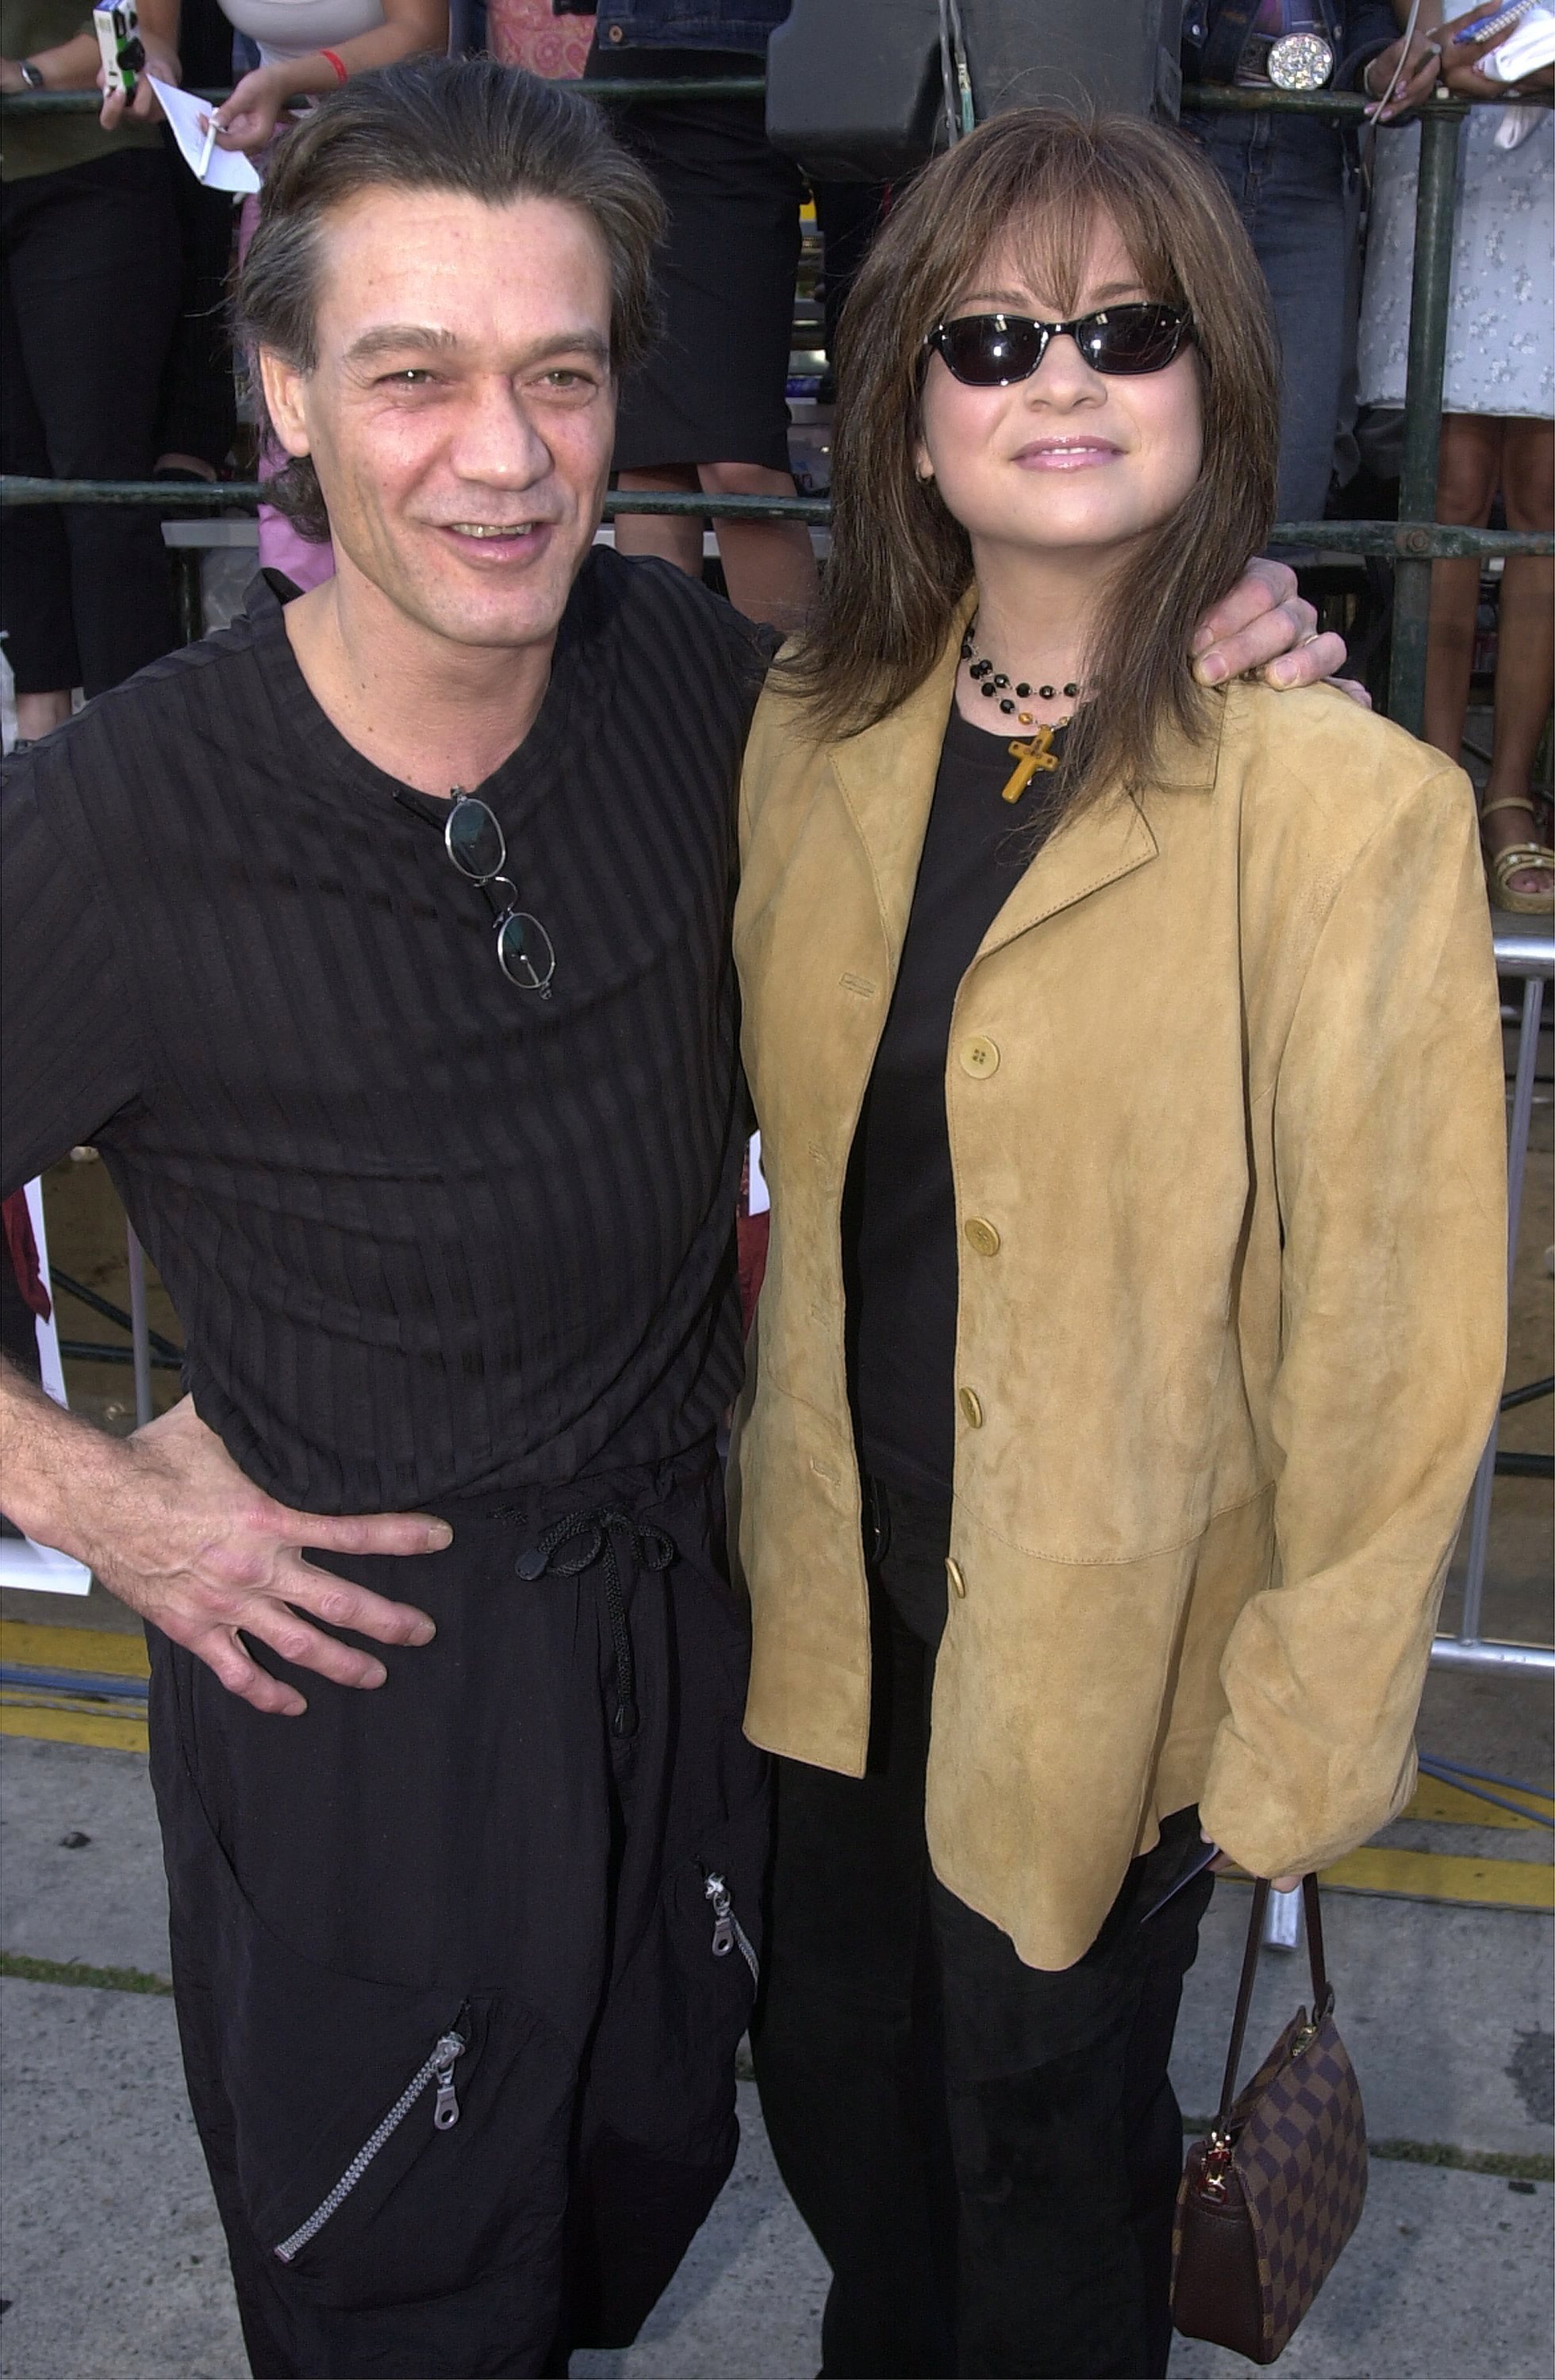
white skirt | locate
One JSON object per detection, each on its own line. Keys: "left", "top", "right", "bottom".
{"left": 1357, "top": 105, "right": 1554, "bottom": 420}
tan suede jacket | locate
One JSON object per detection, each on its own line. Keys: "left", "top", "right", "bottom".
{"left": 731, "top": 632, "right": 1507, "bottom": 1972}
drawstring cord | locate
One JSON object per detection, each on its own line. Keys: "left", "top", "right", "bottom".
{"left": 512, "top": 1507, "right": 676, "bottom": 1738}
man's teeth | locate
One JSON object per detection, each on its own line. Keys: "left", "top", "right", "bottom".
{"left": 451, "top": 523, "right": 536, "bottom": 538}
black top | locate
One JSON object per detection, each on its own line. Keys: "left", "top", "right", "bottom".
{"left": 844, "top": 702, "right": 1062, "bottom": 1502}
{"left": 1, "top": 553, "right": 771, "bottom": 1511}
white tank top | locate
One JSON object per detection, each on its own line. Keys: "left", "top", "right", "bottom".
{"left": 220, "top": 0, "right": 389, "bottom": 67}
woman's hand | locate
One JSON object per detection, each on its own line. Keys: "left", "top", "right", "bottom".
{"left": 1362, "top": 28, "right": 1445, "bottom": 120}
{"left": 1437, "top": 2, "right": 1555, "bottom": 97}
{"left": 212, "top": 63, "right": 294, "bottom": 154}
{"left": 98, "top": 41, "right": 180, "bottom": 130}
{"left": 1190, "top": 558, "right": 1359, "bottom": 697}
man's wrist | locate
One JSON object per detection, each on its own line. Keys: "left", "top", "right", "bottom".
{"left": 0, "top": 1358, "right": 126, "bottom": 1559}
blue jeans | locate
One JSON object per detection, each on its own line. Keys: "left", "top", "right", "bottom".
{"left": 1186, "top": 109, "right": 1360, "bottom": 528}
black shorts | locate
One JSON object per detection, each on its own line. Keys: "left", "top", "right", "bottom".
{"left": 587, "top": 47, "right": 803, "bottom": 474}
{"left": 148, "top": 1441, "right": 769, "bottom": 2378}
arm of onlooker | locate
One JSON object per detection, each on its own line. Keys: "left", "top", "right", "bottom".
{"left": 97, "top": 0, "right": 182, "bottom": 127}
{"left": 0, "top": 22, "right": 179, "bottom": 116}
{"left": 1437, "top": 2, "right": 1555, "bottom": 95}
{"left": 0, "top": 29, "right": 104, "bottom": 93}
{"left": 1, "top": 754, "right": 444, "bottom": 1715}
{"left": 1199, "top": 766, "right": 1507, "bottom": 1881}
{"left": 0, "top": 1364, "right": 446, "bottom": 1715}
{"left": 1339, "top": 0, "right": 1426, "bottom": 102}
{"left": 212, "top": 0, "right": 448, "bottom": 153}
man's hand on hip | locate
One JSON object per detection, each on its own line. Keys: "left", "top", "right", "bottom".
{"left": 0, "top": 1365, "right": 447, "bottom": 1716}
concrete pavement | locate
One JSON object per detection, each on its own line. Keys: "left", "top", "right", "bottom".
{"left": 2, "top": 1728, "right": 1551, "bottom": 2380}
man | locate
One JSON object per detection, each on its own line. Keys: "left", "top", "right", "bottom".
{"left": 0, "top": 59, "right": 1346, "bottom": 2380}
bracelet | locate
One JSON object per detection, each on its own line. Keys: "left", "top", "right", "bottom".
{"left": 320, "top": 48, "right": 348, "bottom": 83}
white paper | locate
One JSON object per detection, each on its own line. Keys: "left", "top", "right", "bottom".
{"left": 0, "top": 1180, "right": 90, "bottom": 1592}
{"left": 148, "top": 76, "right": 262, "bottom": 192}
{"left": 747, "top": 1131, "right": 770, "bottom": 1218}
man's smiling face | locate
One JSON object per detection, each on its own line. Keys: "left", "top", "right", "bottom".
{"left": 262, "top": 185, "right": 618, "bottom": 652}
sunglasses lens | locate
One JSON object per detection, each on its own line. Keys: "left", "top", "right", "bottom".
{"left": 1084, "top": 306, "right": 1188, "bottom": 375}
{"left": 446, "top": 797, "right": 505, "bottom": 883}
{"left": 497, "top": 911, "right": 557, "bottom": 993}
{"left": 938, "top": 317, "right": 1044, "bottom": 386}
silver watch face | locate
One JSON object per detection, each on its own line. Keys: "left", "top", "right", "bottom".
{"left": 1268, "top": 31, "right": 1335, "bottom": 88}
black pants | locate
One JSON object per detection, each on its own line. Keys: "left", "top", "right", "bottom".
{"left": 751, "top": 1479, "right": 1213, "bottom": 2380}
{"left": 147, "top": 1442, "right": 769, "bottom": 2378}
{"left": 0, "top": 148, "right": 181, "bottom": 694}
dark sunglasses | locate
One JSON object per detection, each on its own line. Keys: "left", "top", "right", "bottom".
{"left": 927, "top": 303, "right": 1195, "bottom": 386}
{"left": 445, "top": 791, "right": 556, "bottom": 996}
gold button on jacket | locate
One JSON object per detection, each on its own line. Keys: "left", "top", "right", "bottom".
{"left": 958, "top": 1387, "right": 985, "bottom": 1429}
{"left": 963, "top": 1216, "right": 1000, "bottom": 1257}
{"left": 729, "top": 613, "right": 1507, "bottom": 1972}
{"left": 961, "top": 1035, "right": 1000, "bottom": 1077}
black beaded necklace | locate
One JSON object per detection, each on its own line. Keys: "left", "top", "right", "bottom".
{"left": 960, "top": 617, "right": 1080, "bottom": 726}
{"left": 961, "top": 617, "right": 1082, "bottom": 804}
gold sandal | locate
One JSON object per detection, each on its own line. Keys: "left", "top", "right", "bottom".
{"left": 1480, "top": 794, "right": 1555, "bottom": 917}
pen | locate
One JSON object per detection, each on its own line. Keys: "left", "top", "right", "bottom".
{"left": 197, "top": 111, "right": 217, "bottom": 178}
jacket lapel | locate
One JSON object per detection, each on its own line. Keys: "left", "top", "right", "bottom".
{"left": 827, "top": 634, "right": 962, "bottom": 969}
{"left": 975, "top": 695, "right": 1227, "bottom": 960}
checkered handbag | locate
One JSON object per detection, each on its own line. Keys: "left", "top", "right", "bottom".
{"left": 1172, "top": 1877, "right": 1368, "bottom": 2364}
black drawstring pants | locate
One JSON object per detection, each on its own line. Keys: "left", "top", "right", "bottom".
{"left": 751, "top": 1476, "right": 1214, "bottom": 2380}
{"left": 147, "top": 1441, "right": 768, "bottom": 2379}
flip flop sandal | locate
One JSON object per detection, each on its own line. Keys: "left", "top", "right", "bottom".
{"left": 1480, "top": 795, "right": 1555, "bottom": 917}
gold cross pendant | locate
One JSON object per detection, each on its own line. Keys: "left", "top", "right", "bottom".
{"left": 1000, "top": 727, "right": 1060, "bottom": 804}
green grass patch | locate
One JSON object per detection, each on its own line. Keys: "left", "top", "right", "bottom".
{"left": 1181, "top": 2117, "right": 1550, "bottom": 2185}
{"left": 0, "top": 1951, "right": 172, "bottom": 1995}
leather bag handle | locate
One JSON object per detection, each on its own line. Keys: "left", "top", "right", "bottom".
{"left": 1211, "top": 1874, "right": 1330, "bottom": 2139}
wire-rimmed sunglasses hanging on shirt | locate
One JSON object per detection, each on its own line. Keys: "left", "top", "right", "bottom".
{"left": 926, "top": 303, "right": 1196, "bottom": 386}
{"left": 444, "top": 790, "right": 557, "bottom": 996}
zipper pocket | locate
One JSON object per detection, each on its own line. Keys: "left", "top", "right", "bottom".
{"left": 273, "top": 2021, "right": 467, "bottom": 2266}
{"left": 705, "top": 1871, "right": 759, "bottom": 1986}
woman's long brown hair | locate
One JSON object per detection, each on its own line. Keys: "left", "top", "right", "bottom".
{"left": 785, "top": 109, "right": 1280, "bottom": 814}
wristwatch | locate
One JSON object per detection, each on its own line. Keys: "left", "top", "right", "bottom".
{"left": 19, "top": 60, "right": 47, "bottom": 88}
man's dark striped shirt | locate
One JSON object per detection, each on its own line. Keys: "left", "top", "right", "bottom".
{"left": 1, "top": 551, "right": 770, "bottom": 1511}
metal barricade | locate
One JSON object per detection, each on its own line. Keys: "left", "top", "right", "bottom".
{"left": 3, "top": 79, "right": 1553, "bottom": 734}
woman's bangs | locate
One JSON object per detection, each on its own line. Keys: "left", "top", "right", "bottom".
{"left": 996, "top": 171, "right": 1184, "bottom": 321}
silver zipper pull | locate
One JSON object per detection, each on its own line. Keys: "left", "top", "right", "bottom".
{"left": 432, "top": 2032, "right": 465, "bottom": 2132}
{"left": 705, "top": 1871, "right": 735, "bottom": 1958}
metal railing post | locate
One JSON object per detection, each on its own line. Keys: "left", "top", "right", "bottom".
{"left": 1453, "top": 943, "right": 1549, "bottom": 1651}
{"left": 1388, "top": 106, "right": 1465, "bottom": 735}
{"left": 125, "top": 1226, "right": 155, "bottom": 1429}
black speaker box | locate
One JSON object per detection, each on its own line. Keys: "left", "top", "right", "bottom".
{"left": 766, "top": 0, "right": 1184, "bottom": 182}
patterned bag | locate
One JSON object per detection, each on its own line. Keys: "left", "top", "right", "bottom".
{"left": 1172, "top": 1877, "right": 1368, "bottom": 2365}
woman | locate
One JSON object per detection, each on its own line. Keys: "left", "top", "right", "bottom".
{"left": 731, "top": 110, "right": 1507, "bottom": 2379}
{"left": 1357, "top": 4, "right": 1555, "bottom": 912}
{"left": 1, "top": 0, "right": 183, "bottom": 735}
{"left": 584, "top": 1, "right": 818, "bottom": 630}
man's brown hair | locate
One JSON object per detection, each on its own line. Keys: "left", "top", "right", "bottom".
{"left": 233, "top": 60, "right": 665, "bottom": 543}
{"left": 785, "top": 108, "right": 1280, "bottom": 815}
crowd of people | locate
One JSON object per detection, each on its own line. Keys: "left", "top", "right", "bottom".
{"left": 2, "top": 0, "right": 1550, "bottom": 888}
{"left": 0, "top": 14, "right": 1545, "bottom": 2380}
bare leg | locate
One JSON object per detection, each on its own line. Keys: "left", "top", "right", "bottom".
{"left": 1484, "top": 416, "right": 1555, "bottom": 904}
{"left": 613, "top": 464, "right": 704, "bottom": 578}
{"left": 700, "top": 461, "right": 819, "bottom": 633}
{"left": 15, "top": 689, "right": 72, "bottom": 742}
{"left": 1424, "top": 413, "right": 1499, "bottom": 764}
